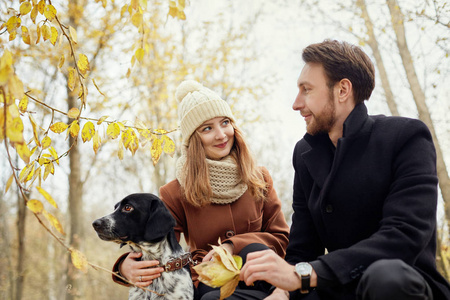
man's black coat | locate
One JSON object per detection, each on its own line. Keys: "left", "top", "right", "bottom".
{"left": 287, "top": 103, "right": 450, "bottom": 299}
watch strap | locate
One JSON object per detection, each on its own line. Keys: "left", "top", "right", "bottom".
{"left": 300, "top": 274, "right": 310, "bottom": 294}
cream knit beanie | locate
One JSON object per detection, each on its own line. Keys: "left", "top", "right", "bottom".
{"left": 175, "top": 80, "right": 235, "bottom": 145}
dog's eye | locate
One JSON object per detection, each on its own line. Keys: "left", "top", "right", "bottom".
{"left": 122, "top": 204, "right": 134, "bottom": 212}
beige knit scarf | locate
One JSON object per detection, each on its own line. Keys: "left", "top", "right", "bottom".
{"left": 176, "top": 154, "right": 248, "bottom": 205}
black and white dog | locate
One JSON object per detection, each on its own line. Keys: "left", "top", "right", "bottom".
{"left": 92, "top": 193, "right": 194, "bottom": 300}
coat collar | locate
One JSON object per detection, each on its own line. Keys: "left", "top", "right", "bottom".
{"left": 301, "top": 103, "right": 373, "bottom": 189}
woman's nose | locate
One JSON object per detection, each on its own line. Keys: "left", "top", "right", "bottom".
{"left": 215, "top": 128, "right": 226, "bottom": 139}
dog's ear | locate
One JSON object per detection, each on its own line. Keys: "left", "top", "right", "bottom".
{"left": 143, "top": 194, "right": 176, "bottom": 242}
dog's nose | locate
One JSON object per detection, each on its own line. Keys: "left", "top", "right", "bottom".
{"left": 92, "top": 219, "right": 102, "bottom": 230}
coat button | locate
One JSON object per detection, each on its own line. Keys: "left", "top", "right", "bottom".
{"left": 325, "top": 204, "right": 333, "bottom": 213}
{"left": 225, "top": 230, "right": 235, "bottom": 238}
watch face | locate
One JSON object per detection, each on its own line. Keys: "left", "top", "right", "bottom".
{"left": 296, "top": 263, "right": 312, "bottom": 276}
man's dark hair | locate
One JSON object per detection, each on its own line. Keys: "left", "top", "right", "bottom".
{"left": 302, "top": 39, "right": 375, "bottom": 104}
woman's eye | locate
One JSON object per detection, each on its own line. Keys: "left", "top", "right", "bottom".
{"left": 222, "top": 119, "right": 230, "bottom": 126}
{"left": 122, "top": 204, "right": 134, "bottom": 212}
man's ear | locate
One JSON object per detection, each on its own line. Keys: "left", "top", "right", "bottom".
{"left": 337, "top": 78, "right": 353, "bottom": 103}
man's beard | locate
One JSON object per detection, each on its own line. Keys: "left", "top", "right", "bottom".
{"left": 306, "top": 93, "right": 336, "bottom": 136}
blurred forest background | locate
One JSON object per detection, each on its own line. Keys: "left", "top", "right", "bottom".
{"left": 0, "top": 0, "right": 449, "bottom": 299}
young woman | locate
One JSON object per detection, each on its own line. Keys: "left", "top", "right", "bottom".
{"left": 112, "top": 80, "right": 289, "bottom": 300}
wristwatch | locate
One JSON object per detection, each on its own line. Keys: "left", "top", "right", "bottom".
{"left": 295, "top": 262, "right": 312, "bottom": 294}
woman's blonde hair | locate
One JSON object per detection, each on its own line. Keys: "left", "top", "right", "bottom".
{"left": 183, "top": 122, "right": 267, "bottom": 207}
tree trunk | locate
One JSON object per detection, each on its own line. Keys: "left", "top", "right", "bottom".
{"left": 386, "top": 0, "right": 450, "bottom": 223}
{"left": 386, "top": 0, "right": 450, "bottom": 278}
{"left": 15, "top": 189, "right": 28, "bottom": 300}
{"left": 0, "top": 190, "right": 14, "bottom": 299}
{"left": 356, "top": 0, "right": 399, "bottom": 116}
{"left": 65, "top": 92, "right": 84, "bottom": 300}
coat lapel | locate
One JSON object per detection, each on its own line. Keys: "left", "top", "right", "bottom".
{"left": 301, "top": 103, "right": 373, "bottom": 196}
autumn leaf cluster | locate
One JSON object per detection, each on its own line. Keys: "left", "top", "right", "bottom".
{"left": 194, "top": 241, "right": 243, "bottom": 300}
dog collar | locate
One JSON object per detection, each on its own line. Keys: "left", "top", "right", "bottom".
{"left": 160, "top": 253, "right": 194, "bottom": 272}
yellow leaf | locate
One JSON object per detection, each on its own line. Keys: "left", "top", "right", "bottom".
{"left": 21, "top": 26, "right": 31, "bottom": 44}
{"left": 129, "top": 134, "right": 138, "bottom": 155}
{"left": 67, "top": 67, "right": 76, "bottom": 91}
{"left": 69, "top": 26, "right": 77, "bottom": 44}
{"left": 77, "top": 54, "right": 90, "bottom": 76}
{"left": 43, "top": 161, "right": 54, "bottom": 180}
{"left": 30, "top": 5, "right": 38, "bottom": 23}
{"left": 93, "top": 130, "right": 101, "bottom": 154}
{"left": 37, "top": 0, "right": 45, "bottom": 14}
{"left": 193, "top": 260, "right": 237, "bottom": 288}
{"left": 67, "top": 107, "right": 80, "bottom": 119}
{"left": 69, "top": 120, "right": 80, "bottom": 138}
{"left": 38, "top": 156, "right": 51, "bottom": 166}
{"left": 58, "top": 54, "right": 65, "bottom": 69}
{"left": 50, "top": 26, "right": 58, "bottom": 45}
{"left": 50, "top": 122, "right": 68, "bottom": 134}
{"left": 97, "top": 115, "right": 108, "bottom": 125}
{"left": 36, "top": 186, "right": 58, "bottom": 208}
{"left": 151, "top": 138, "right": 162, "bottom": 165}
{"left": 135, "top": 48, "right": 144, "bottom": 63}
{"left": 106, "top": 122, "right": 120, "bottom": 139}
{"left": 27, "top": 199, "right": 44, "bottom": 213}
{"left": 168, "top": 6, "right": 177, "bottom": 18}
{"left": 43, "top": 210, "right": 65, "bottom": 235}
{"left": 16, "top": 142, "right": 31, "bottom": 164}
{"left": 8, "top": 74, "right": 24, "bottom": 100}
{"left": 20, "top": 2, "right": 32, "bottom": 15}
{"left": 5, "top": 174, "right": 14, "bottom": 194}
{"left": 162, "top": 135, "right": 175, "bottom": 157}
{"left": 9, "top": 30, "right": 17, "bottom": 41}
{"left": 35, "top": 24, "right": 41, "bottom": 44}
{"left": 71, "top": 249, "right": 88, "bottom": 273}
{"left": 28, "top": 113, "right": 41, "bottom": 146}
{"left": 7, "top": 117, "right": 24, "bottom": 143}
{"left": 41, "top": 24, "right": 50, "bottom": 41}
{"left": 211, "top": 244, "right": 239, "bottom": 272}
{"left": 131, "top": 12, "right": 143, "bottom": 28}
{"left": 43, "top": 4, "right": 56, "bottom": 21}
{"left": 9, "top": 102, "right": 20, "bottom": 118}
{"left": 48, "top": 146, "right": 59, "bottom": 164}
{"left": 18, "top": 95, "right": 28, "bottom": 113}
{"left": 193, "top": 239, "right": 242, "bottom": 293}
{"left": 118, "top": 138, "right": 124, "bottom": 160}
{"left": 19, "top": 163, "right": 33, "bottom": 183}
{"left": 41, "top": 136, "right": 51, "bottom": 149}
{"left": 5, "top": 16, "right": 21, "bottom": 34}
{"left": 0, "top": 50, "right": 14, "bottom": 85}
{"left": 177, "top": 10, "right": 186, "bottom": 20}
{"left": 178, "top": 0, "right": 186, "bottom": 10}
{"left": 81, "top": 121, "right": 95, "bottom": 142}
{"left": 220, "top": 277, "right": 240, "bottom": 300}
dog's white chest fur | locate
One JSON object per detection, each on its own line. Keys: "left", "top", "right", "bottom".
{"left": 128, "top": 240, "right": 194, "bottom": 300}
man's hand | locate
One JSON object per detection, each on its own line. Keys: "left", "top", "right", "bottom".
{"left": 240, "top": 250, "right": 302, "bottom": 291}
{"left": 120, "top": 252, "right": 164, "bottom": 287}
{"left": 264, "top": 288, "right": 289, "bottom": 299}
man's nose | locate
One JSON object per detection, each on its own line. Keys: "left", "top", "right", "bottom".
{"left": 292, "top": 93, "right": 304, "bottom": 111}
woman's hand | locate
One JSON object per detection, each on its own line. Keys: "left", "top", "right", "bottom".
{"left": 202, "top": 242, "right": 234, "bottom": 262}
{"left": 119, "top": 252, "right": 164, "bottom": 287}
